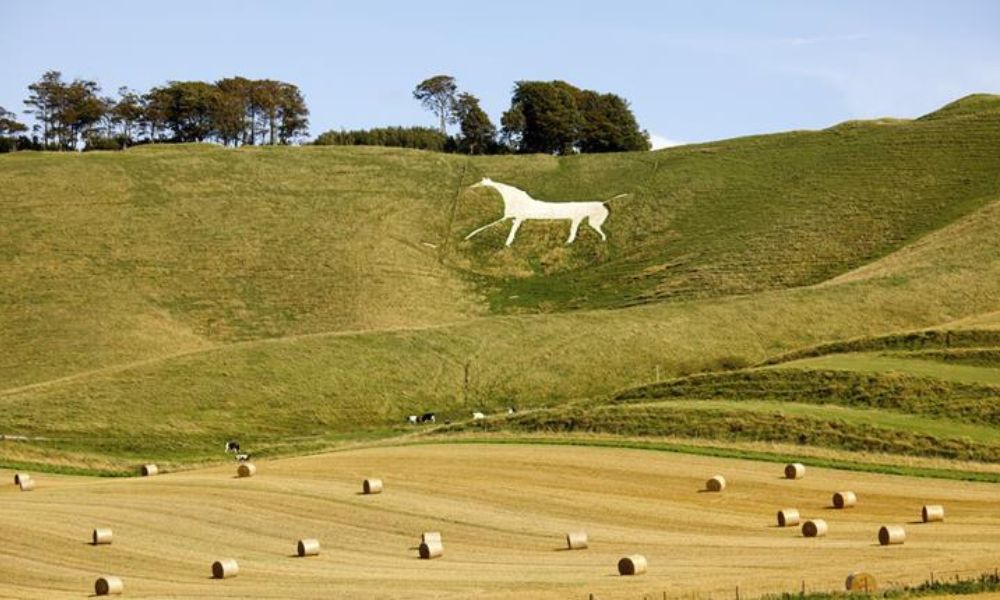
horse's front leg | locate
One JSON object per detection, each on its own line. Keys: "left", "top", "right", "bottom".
{"left": 566, "top": 219, "right": 582, "bottom": 244}
{"left": 506, "top": 218, "right": 523, "bottom": 246}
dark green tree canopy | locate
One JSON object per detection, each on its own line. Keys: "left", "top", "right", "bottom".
{"left": 502, "top": 80, "right": 649, "bottom": 154}
{"left": 314, "top": 126, "right": 447, "bottom": 151}
{"left": 452, "top": 92, "right": 496, "bottom": 155}
{"left": 577, "top": 90, "right": 649, "bottom": 153}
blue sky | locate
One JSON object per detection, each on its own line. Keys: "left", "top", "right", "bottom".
{"left": 3, "top": 1, "right": 999, "bottom": 147}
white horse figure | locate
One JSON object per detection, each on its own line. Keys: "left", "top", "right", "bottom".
{"left": 464, "top": 178, "right": 626, "bottom": 246}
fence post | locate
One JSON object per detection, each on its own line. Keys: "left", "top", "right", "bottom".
{"left": 801, "top": 580, "right": 806, "bottom": 596}
{"left": 736, "top": 585, "right": 740, "bottom": 600}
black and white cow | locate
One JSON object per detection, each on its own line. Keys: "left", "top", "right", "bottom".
{"left": 419, "top": 412, "right": 436, "bottom": 424}
{"left": 225, "top": 440, "right": 240, "bottom": 453}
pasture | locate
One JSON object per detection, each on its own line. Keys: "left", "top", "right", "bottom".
{"left": 2, "top": 444, "right": 998, "bottom": 599}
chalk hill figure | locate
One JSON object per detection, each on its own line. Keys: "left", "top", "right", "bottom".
{"left": 465, "top": 178, "right": 626, "bottom": 246}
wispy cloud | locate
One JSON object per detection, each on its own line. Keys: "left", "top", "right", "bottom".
{"left": 649, "top": 133, "right": 686, "bottom": 150}
{"left": 784, "top": 33, "right": 870, "bottom": 46}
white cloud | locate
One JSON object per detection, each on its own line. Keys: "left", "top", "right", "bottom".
{"left": 649, "top": 133, "right": 686, "bottom": 150}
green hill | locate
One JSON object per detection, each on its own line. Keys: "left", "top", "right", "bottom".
{"left": 1, "top": 96, "right": 999, "bottom": 474}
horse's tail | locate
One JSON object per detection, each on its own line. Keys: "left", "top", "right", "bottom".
{"left": 602, "top": 193, "right": 630, "bottom": 204}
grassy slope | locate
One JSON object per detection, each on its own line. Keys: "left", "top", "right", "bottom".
{"left": 459, "top": 96, "right": 1000, "bottom": 312}
{"left": 1, "top": 96, "right": 999, "bottom": 472}
{"left": 2, "top": 192, "right": 998, "bottom": 471}
{"left": 781, "top": 353, "right": 1000, "bottom": 386}
{"left": 4, "top": 95, "right": 1000, "bottom": 390}
{"left": 0, "top": 145, "right": 480, "bottom": 389}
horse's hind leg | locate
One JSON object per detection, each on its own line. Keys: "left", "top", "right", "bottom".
{"left": 566, "top": 219, "right": 582, "bottom": 244}
{"left": 587, "top": 211, "right": 608, "bottom": 241}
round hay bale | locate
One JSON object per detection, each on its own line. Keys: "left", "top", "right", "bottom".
{"left": 777, "top": 508, "right": 800, "bottom": 527}
{"left": 784, "top": 463, "right": 805, "bottom": 479}
{"left": 94, "top": 575, "right": 123, "bottom": 596}
{"left": 845, "top": 572, "right": 877, "bottom": 592}
{"left": 802, "top": 519, "right": 828, "bottom": 538}
{"left": 363, "top": 478, "right": 383, "bottom": 494}
{"left": 566, "top": 531, "right": 589, "bottom": 550}
{"left": 922, "top": 504, "right": 944, "bottom": 523}
{"left": 19, "top": 478, "right": 35, "bottom": 492}
{"left": 879, "top": 525, "right": 906, "bottom": 546}
{"left": 706, "top": 475, "right": 726, "bottom": 492}
{"left": 92, "top": 528, "right": 113, "bottom": 545}
{"left": 297, "top": 538, "right": 320, "bottom": 557}
{"left": 832, "top": 491, "right": 857, "bottom": 508}
{"left": 13, "top": 473, "right": 30, "bottom": 486}
{"left": 237, "top": 463, "right": 256, "bottom": 478}
{"left": 617, "top": 555, "right": 647, "bottom": 576}
{"left": 140, "top": 464, "right": 158, "bottom": 477}
{"left": 419, "top": 540, "right": 443, "bottom": 559}
{"left": 421, "top": 531, "right": 441, "bottom": 544}
{"left": 212, "top": 558, "right": 239, "bottom": 579}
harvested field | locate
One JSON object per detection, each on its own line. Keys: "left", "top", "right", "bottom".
{"left": 0, "top": 444, "right": 998, "bottom": 599}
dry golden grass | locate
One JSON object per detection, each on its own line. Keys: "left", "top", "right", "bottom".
{"left": 1, "top": 444, "right": 997, "bottom": 599}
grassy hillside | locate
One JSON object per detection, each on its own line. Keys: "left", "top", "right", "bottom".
{"left": 456, "top": 95, "right": 1000, "bottom": 312}
{"left": 0, "top": 145, "right": 484, "bottom": 389}
{"left": 2, "top": 193, "right": 998, "bottom": 472}
{"left": 4, "top": 95, "right": 1000, "bottom": 390}
{"left": 1, "top": 95, "right": 999, "bottom": 473}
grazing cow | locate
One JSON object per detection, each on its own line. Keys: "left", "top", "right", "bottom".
{"left": 407, "top": 415, "right": 418, "bottom": 425}
{"left": 225, "top": 440, "right": 240, "bottom": 453}
{"left": 420, "top": 412, "right": 436, "bottom": 424}
{"left": 507, "top": 406, "right": 517, "bottom": 415}
{"left": 472, "top": 412, "right": 485, "bottom": 420}
{"left": 235, "top": 453, "right": 250, "bottom": 462}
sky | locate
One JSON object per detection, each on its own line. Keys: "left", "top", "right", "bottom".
{"left": 3, "top": 0, "right": 999, "bottom": 148}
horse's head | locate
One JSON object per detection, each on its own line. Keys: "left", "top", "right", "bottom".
{"left": 469, "top": 177, "right": 494, "bottom": 189}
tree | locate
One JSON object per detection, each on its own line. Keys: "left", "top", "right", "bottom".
{"left": 211, "top": 79, "right": 248, "bottom": 146}
{"left": 576, "top": 91, "right": 650, "bottom": 152}
{"left": 250, "top": 79, "right": 284, "bottom": 145}
{"left": 215, "top": 77, "right": 254, "bottom": 145}
{"left": 147, "top": 81, "right": 218, "bottom": 142}
{"left": 23, "top": 70, "right": 65, "bottom": 148}
{"left": 111, "top": 87, "right": 144, "bottom": 147}
{"left": 502, "top": 81, "right": 581, "bottom": 154}
{"left": 501, "top": 80, "right": 648, "bottom": 154}
{"left": 452, "top": 92, "right": 495, "bottom": 154}
{"left": 142, "top": 86, "right": 171, "bottom": 142}
{"left": 0, "top": 106, "right": 28, "bottom": 152}
{"left": 413, "top": 75, "right": 457, "bottom": 135}
{"left": 278, "top": 83, "right": 309, "bottom": 144}
{"left": 60, "top": 78, "right": 106, "bottom": 148}
{"left": 499, "top": 103, "right": 525, "bottom": 151}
